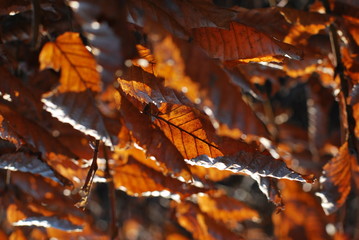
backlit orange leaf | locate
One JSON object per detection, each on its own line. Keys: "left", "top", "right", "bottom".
{"left": 39, "top": 32, "right": 115, "bottom": 146}
{"left": 39, "top": 32, "right": 101, "bottom": 93}
{"left": 151, "top": 104, "right": 222, "bottom": 160}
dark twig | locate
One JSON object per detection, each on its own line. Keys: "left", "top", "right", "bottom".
{"left": 322, "top": 0, "right": 359, "bottom": 237}
{"left": 83, "top": 140, "right": 100, "bottom": 191}
{"left": 322, "top": 0, "right": 357, "bottom": 156}
{"left": 76, "top": 140, "right": 100, "bottom": 208}
{"left": 103, "top": 144, "right": 118, "bottom": 239}
{"left": 30, "top": 0, "right": 41, "bottom": 49}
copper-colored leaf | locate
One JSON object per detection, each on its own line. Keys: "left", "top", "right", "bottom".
{"left": 192, "top": 22, "right": 302, "bottom": 63}
{"left": 146, "top": 27, "right": 268, "bottom": 137}
{"left": 316, "top": 143, "right": 355, "bottom": 214}
{"left": 120, "top": 96, "right": 192, "bottom": 181}
{"left": 0, "top": 67, "right": 40, "bottom": 113}
{"left": 175, "top": 201, "right": 244, "bottom": 240}
{"left": 197, "top": 193, "right": 260, "bottom": 228}
{"left": 150, "top": 103, "right": 304, "bottom": 181}
{"left": 233, "top": 7, "right": 331, "bottom": 46}
{"left": 273, "top": 180, "right": 330, "bottom": 240}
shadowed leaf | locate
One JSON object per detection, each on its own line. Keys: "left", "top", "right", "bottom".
{"left": 146, "top": 27, "right": 269, "bottom": 137}
{"left": 192, "top": 22, "right": 302, "bottom": 63}
{"left": 42, "top": 91, "right": 115, "bottom": 146}
{"left": 0, "top": 103, "right": 76, "bottom": 158}
{"left": 0, "top": 152, "right": 59, "bottom": 183}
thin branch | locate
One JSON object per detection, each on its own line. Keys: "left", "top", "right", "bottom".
{"left": 83, "top": 140, "right": 100, "bottom": 191}
{"left": 322, "top": 0, "right": 358, "bottom": 156}
{"left": 76, "top": 140, "right": 100, "bottom": 208}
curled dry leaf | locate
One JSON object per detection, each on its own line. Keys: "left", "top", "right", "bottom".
{"left": 316, "top": 143, "right": 356, "bottom": 214}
